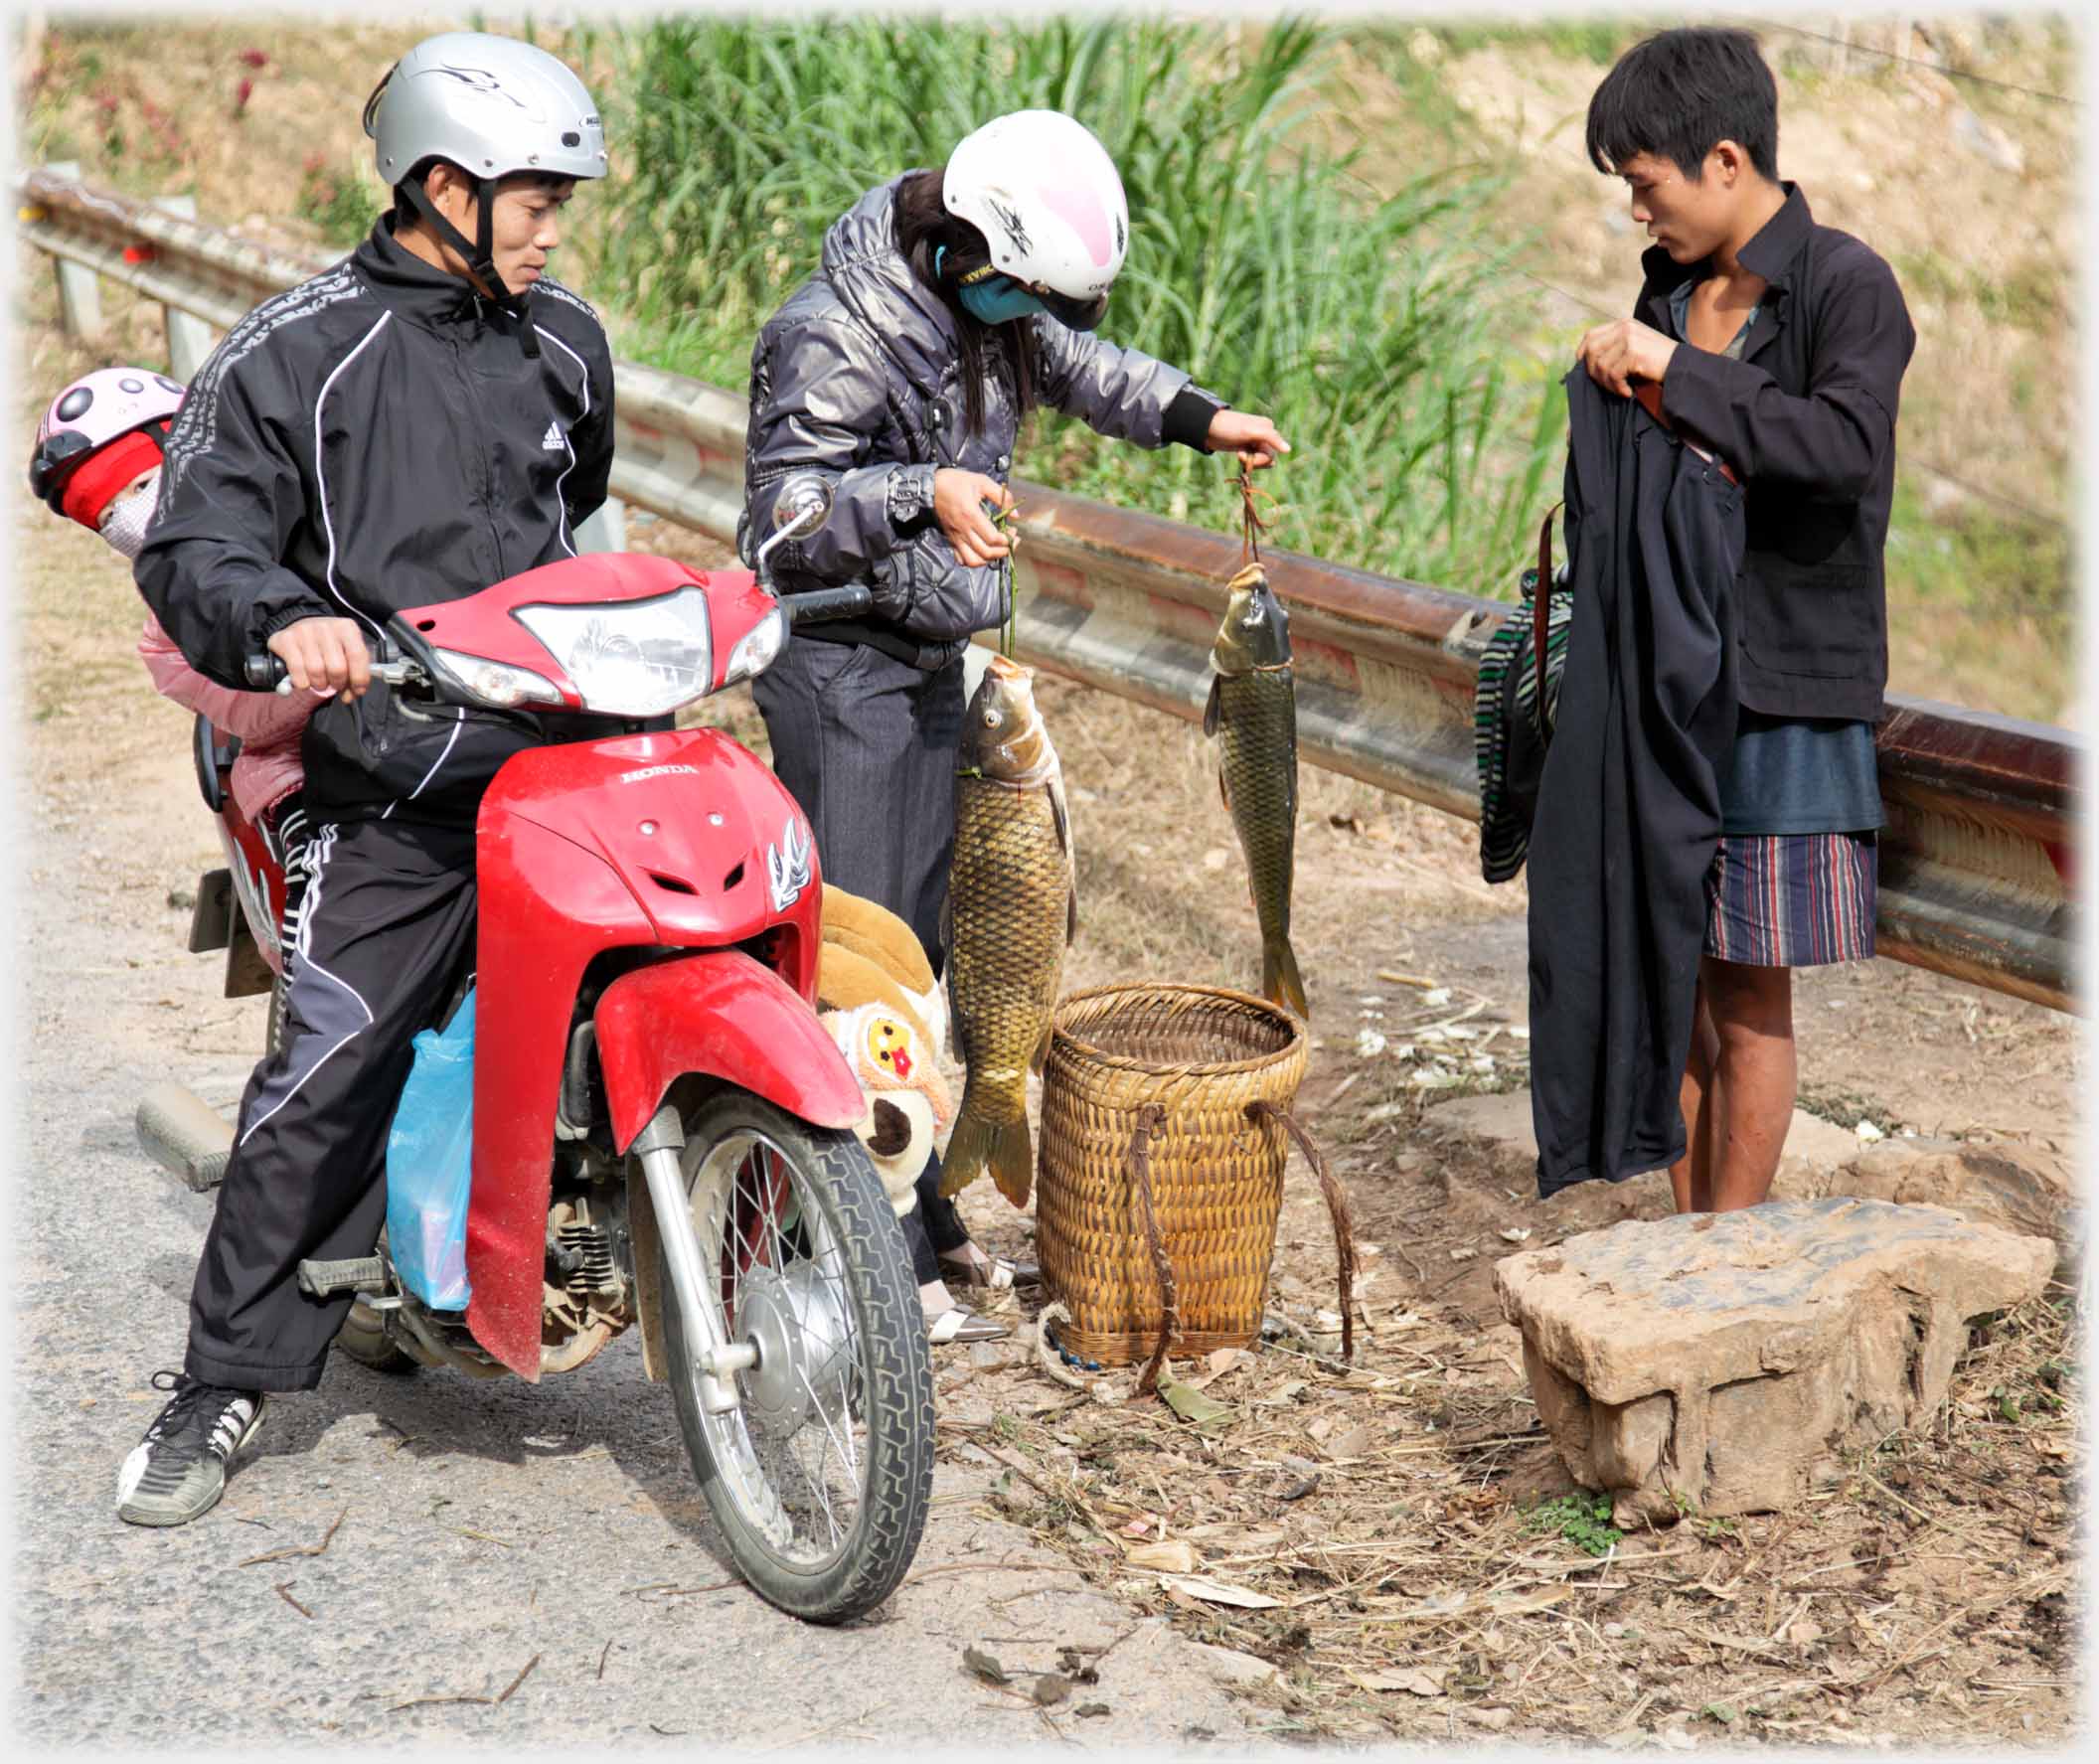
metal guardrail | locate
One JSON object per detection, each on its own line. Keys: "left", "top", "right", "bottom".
{"left": 17, "top": 167, "right": 2079, "bottom": 1013}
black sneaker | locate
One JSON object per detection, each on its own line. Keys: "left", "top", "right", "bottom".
{"left": 115, "top": 1371, "right": 266, "bottom": 1527}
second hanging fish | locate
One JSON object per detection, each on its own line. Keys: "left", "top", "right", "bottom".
{"left": 1206, "top": 561, "right": 1306, "bottom": 1018}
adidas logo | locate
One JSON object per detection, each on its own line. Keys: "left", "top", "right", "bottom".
{"left": 542, "top": 420, "right": 565, "bottom": 452}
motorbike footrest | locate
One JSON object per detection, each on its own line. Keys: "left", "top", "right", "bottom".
{"left": 297, "top": 1256, "right": 388, "bottom": 1299}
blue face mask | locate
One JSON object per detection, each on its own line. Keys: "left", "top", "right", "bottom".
{"left": 938, "top": 246, "right": 1048, "bottom": 326}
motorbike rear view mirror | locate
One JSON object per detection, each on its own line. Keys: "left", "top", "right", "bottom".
{"left": 772, "top": 473, "right": 834, "bottom": 538}
{"left": 754, "top": 474, "right": 835, "bottom": 588}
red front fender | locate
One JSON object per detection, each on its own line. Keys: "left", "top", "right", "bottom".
{"left": 595, "top": 951, "right": 868, "bottom": 1151}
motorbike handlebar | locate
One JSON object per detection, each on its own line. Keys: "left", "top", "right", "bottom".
{"left": 777, "top": 586, "right": 875, "bottom": 626}
{"left": 243, "top": 652, "right": 424, "bottom": 696}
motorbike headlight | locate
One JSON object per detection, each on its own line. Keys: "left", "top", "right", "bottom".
{"left": 429, "top": 649, "right": 563, "bottom": 710}
{"left": 514, "top": 588, "right": 714, "bottom": 718}
{"left": 722, "top": 602, "right": 788, "bottom": 687}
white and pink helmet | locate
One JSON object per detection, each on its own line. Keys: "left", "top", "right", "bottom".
{"left": 30, "top": 366, "right": 185, "bottom": 532}
{"left": 942, "top": 109, "right": 1129, "bottom": 331}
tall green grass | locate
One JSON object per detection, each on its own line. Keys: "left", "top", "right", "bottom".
{"left": 583, "top": 15, "right": 1563, "bottom": 597}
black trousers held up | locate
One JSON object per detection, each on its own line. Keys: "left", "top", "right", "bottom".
{"left": 186, "top": 817, "right": 477, "bottom": 1390}
{"left": 752, "top": 632, "right": 973, "bottom": 1285}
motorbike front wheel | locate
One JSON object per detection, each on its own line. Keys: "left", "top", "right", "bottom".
{"left": 658, "top": 1087, "right": 934, "bottom": 1624}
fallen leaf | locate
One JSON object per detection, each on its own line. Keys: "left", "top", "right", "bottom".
{"left": 1471, "top": 1708, "right": 1516, "bottom": 1732}
{"left": 1075, "top": 1703, "right": 1111, "bottom": 1718}
{"left": 1033, "top": 1674, "right": 1071, "bottom": 1705}
{"left": 963, "top": 1646, "right": 1010, "bottom": 1685}
{"left": 1159, "top": 1574, "right": 1283, "bottom": 1609}
{"left": 1329, "top": 1423, "right": 1373, "bottom": 1460}
{"left": 1700, "top": 1703, "right": 1738, "bottom": 1725}
{"left": 1157, "top": 1370, "right": 1232, "bottom": 1428}
{"left": 1349, "top": 1667, "right": 1448, "bottom": 1695}
{"left": 1499, "top": 1227, "right": 1532, "bottom": 1243}
{"left": 1125, "top": 1539, "right": 1198, "bottom": 1574}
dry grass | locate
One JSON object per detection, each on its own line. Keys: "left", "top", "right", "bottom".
{"left": 926, "top": 1273, "right": 2078, "bottom": 1746}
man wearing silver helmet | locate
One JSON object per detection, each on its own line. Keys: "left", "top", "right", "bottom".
{"left": 121, "top": 32, "right": 618, "bottom": 1526}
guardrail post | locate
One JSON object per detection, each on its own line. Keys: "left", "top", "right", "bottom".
{"left": 151, "top": 193, "right": 220, "bottom": 379}
{"left": 46, "top": 162, "right": 103, "bottom": 342}
{"left": 574, "top": 497, "right": 627, "bottom": 555}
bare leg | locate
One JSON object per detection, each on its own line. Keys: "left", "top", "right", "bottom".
{"left": 1700, "top": 956, "right": 1796, "bottom": 1211}
{"left": 1671, "top": 984, "right": 1722, "bottom": 1213}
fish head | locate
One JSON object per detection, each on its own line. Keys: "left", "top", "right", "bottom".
{"left": 1210, "top": 562, "right": 1292, "bottom": 674}
{"left": 961, "top": 652, "right": 1055, "bottom": 785}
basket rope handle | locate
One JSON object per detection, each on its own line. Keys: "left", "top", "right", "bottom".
{"left": 1248, "top": 1100, "right": 1358, "bottom": 1363}
{"left": 1127, "top": 1102, "right": 1179, "bottom": 1395}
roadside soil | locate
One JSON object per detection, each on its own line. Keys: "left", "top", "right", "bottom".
{"left": 11, "top": 15, "right": 2082, "bottom": 1748}
{"left": 13, "top": 338, "right": 2079, "bottom": 1745}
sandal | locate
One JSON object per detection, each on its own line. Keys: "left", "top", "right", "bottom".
{"left": 937, "top": 1243, "right": 1043, "bottom": 1294}
{"left": 926, "top": 1306, "right": 1012, "bottom": 1347}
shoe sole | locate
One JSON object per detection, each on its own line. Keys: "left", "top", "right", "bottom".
{"left": 116, "top": 1399, "right": 266, "bottom": 1527}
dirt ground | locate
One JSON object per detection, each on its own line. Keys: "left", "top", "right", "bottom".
{"left": 17, "top": 363, "right": 2079, "bottom": 1747}
{"left": 10, "top": 16, "right": 2084, "bottom": 1751}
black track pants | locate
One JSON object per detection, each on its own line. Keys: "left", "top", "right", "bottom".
{"left": 185, "top": 817, "right": 477, "bottom": 1391}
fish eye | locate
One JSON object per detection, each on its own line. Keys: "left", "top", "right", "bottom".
{"left": 982, "top": 710, "right": 1000, "bottom": 726}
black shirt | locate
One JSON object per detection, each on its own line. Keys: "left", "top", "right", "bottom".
{"left": 1641, "top": 183, "right": 1916, "bottom": 723}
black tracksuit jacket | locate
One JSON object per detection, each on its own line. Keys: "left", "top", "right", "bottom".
{"left": 135, "top": 214, "right": 618, "bottom": 827}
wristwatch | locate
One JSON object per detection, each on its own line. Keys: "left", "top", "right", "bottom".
{"left": 886, "top": 462, "right": 937, "bottom": 528}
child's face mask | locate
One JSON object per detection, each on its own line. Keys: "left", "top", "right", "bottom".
{"left": 95, "top": 468, "right": 162, "bottom": 561}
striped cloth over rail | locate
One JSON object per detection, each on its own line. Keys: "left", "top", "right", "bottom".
{"left": 1473, "top": 559, "right": 1572, "bottom": 884}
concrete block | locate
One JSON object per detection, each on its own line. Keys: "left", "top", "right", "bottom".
{"left": 1495, "top": 1199, "right": 2052, "bottom": 1523}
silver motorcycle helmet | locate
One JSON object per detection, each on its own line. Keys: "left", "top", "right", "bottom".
{"left": 363, "top": 31, "right": 606, "bottom": 301}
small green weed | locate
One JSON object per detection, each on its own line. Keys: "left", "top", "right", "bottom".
{"left": 1523, "top": 1489, "right": 1622, "bottom": 1556}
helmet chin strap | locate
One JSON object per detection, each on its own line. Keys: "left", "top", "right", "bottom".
{"left": 398, "top": 171, "right": 540, "bottom": 357}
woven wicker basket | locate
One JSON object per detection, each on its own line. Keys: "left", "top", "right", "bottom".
{"left": 1036, "top": 983, "right": 1310, "bottom": 1366}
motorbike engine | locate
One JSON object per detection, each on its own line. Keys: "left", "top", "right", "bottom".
{"left": 542, "top": 1189, "right": 631, "bottom": 1371}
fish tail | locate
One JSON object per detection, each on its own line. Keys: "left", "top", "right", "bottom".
{"left": 939, "top": 1108, "right": 1036, "bottom": 1208}
{"left": 1263, "top": 931, "right": 1309, "bottom": 1020}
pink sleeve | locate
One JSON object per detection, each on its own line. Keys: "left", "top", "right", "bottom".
{"left": 138, "top": 614, "right": 316, "bottom": 745}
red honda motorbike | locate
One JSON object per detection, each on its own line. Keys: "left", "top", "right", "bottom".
{"left": 136, "top": 483, "right": 935, "bottom": 1624}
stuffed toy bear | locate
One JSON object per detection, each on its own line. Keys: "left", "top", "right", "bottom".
{"left": 815, "top": 885, "right": 953, "bottom": 1217}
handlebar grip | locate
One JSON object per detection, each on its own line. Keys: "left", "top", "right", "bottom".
{"left": 779, "top": 586, "right": 875, "bottom": 626}
{"left": 244, "top": 654, "right": 287, "bottom": 690}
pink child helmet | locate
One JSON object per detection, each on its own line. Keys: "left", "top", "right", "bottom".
{"left": 30, "top": 366, "right": 186, "bottom": 530}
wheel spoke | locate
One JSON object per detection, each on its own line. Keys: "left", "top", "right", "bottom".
{"left": 677, "top": 1121, "right": 878, "bottom": 1568}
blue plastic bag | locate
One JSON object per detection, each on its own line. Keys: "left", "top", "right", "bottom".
{"left": 386, "top": 987, "right": 475, "bottom": 1311}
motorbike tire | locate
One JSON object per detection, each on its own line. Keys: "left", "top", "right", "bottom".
{"left": 333, "top": 1223, "right": 418, "bottom": 1374}
{"left": 333, "top": 1299, "right": 418, "bottom": 1373}
{"left": 659, "top": 1088, "right": 933, "bottom": 1625}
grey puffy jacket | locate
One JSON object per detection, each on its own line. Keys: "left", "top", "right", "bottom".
{"left": 738, "top": 176, "right": 1223, "bottom": 667}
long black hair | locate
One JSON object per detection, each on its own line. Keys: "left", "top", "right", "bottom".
{"left": 892, "top": 168, "right": 1034, "bottom": 438}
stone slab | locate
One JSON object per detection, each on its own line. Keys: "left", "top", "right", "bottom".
{"left": 1494, "top": 1198, "right": 2053, "bottom": 1521}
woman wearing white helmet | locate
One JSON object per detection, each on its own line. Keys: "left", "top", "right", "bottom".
{"left": 740, "top": 108, "right": 1287, "bottom": 1344}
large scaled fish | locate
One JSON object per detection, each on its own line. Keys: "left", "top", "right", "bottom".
{"left": 940, "top": 655, "right": 1077, "bottom": 1207}
{"left": 1207, "top": 561, "right": 1306, "bottom": 1018}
